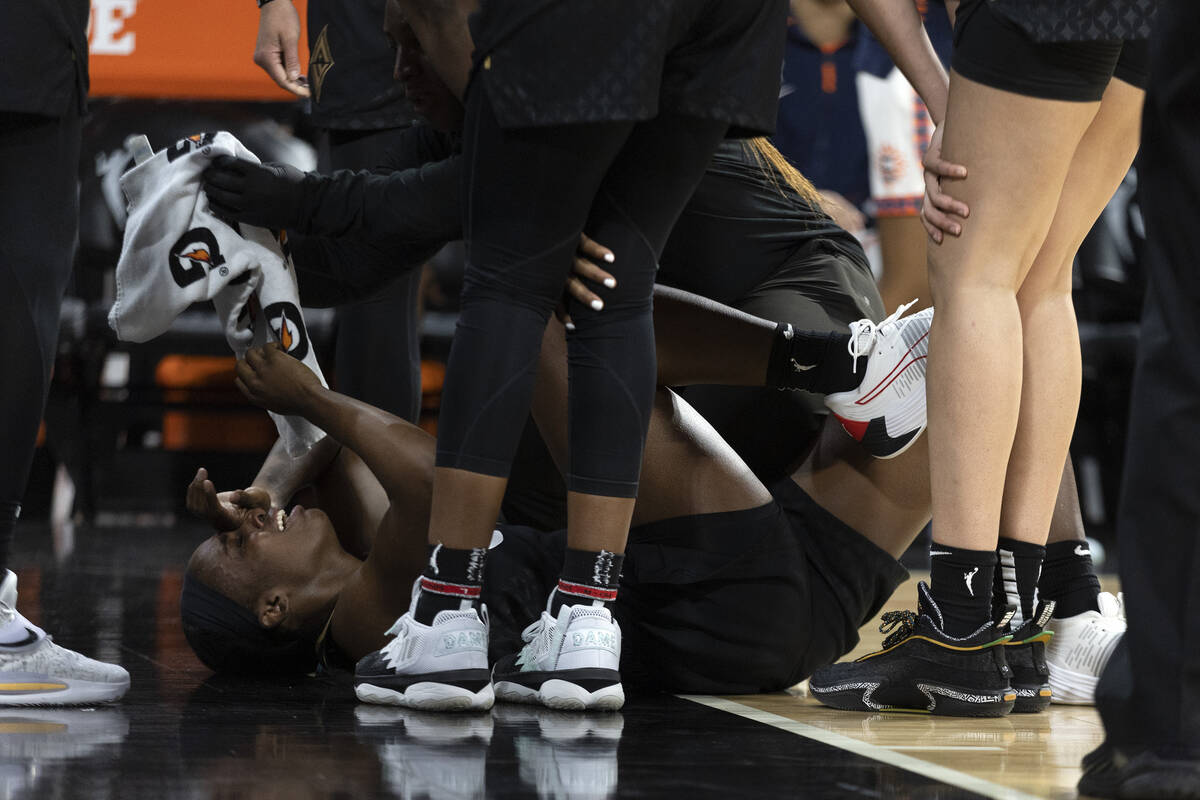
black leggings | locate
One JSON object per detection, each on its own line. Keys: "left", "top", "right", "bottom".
{"left": 318, "top": 126, "right": 425, "bottom": 423}
{"left": 0, "top": 108, "right": 81, "bottom": 570}
{"left": 436, "top": 86, "right": 727, "bottom": 497}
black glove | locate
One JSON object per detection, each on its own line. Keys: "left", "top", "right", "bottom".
{"left": 202, "top": 155, "right": 308, "bottom": 230}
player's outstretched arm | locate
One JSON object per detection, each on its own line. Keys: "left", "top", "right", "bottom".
{"left": 235, "top": 344, "right": 435, "bottom": 509}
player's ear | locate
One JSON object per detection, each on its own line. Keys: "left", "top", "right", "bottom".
{"left": 257, "top": 591, "right": 289, "bottom": 629}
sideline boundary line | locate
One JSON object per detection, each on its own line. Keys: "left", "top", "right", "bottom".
{"left": 679, "top": 695, "right": 1042, "bottom": 800}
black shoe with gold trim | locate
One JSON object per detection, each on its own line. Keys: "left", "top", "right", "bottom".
{"left": 809, "top": 582, "right": 1016, "bottom": 717}
{"left": 1004, "top": 600, "right": 1056, "bottom": 714}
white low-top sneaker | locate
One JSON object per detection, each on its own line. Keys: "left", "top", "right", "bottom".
{"left": 0, "top": 571, "right": 129, "bottom": 706}
{"left": 1045, "top": 591, "right": 1125, "bottom": 705}
{"left": 354, "top": 584, "right": 494, "bottom": 711}
{"left": 824, "top": 301, "right": 933, "bottom": 458}
{"left": 492, "top": 604, "right": 624, "bottom": 711}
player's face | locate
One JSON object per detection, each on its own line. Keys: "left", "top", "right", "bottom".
{"left": 188, "top": 505, "right": 342, "bottom": 626}
{"left": 385, "top": 15, "right": 465, "bottom": 131}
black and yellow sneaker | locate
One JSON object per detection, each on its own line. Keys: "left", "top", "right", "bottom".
{"left": 809, "top": 582, "right": 1016, "bottom": 717}
{"left": 1004, "top": 600, "right": 1056, "bottom": 714}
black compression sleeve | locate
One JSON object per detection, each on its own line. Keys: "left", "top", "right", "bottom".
{"left": 297, "top": 155, "right": 463, "bottom": 247}
{"left": 289, "top": 233, "right": 435, "bottom": 308}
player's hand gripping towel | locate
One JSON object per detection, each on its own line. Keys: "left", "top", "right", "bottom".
{"left": 109, "top": 132, "right": 327, "bottom": 456}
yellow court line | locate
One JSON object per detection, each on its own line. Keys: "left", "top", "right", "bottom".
{"left": 679, "top": 695, "right": 1043, "bottom": 800}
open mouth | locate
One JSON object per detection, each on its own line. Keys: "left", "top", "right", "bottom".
{"left": 274, "top": 506, "right": 304, "bottom": 533}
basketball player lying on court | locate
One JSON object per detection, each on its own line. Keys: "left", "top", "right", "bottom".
{"left": 181, "top": 297, "right": 935, "bottom": 703}
{"left": 191, "top": 4, "right": 1120, "bottom": 713}
{"left": 183, "top": 299, "right": 1110, "bottom": 716}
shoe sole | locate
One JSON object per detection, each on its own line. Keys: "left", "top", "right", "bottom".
{"left": 810, "top": 680, "right": 1015, "bottom": 717}
{"left": 0, "top": 676, "right": 130, "bottom": 707}
{"left": 493, "top": 678, "right": 624, "bottom": 711}
{"left": 1012, "top": 684, "right": 1053, "bottom": 713}
{"left": 832, "top": 415, "right": 924, "bottom": 459}
{"left": 1047, "top": 661, "right": 1099, "bottom": 705}
{"left": 355, "top": 681, "right": 495, "bottom": 712}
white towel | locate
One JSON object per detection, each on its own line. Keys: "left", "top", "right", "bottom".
{"left": 109, "top": 131, "right": 327, "bottom": 456}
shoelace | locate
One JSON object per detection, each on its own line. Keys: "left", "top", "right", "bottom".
{"left": 846, "top": 298, "right": 918, "bottom": 374}
{"left": 879, "top": 609, "right": 918, "bottom": 649}
{"left": 516, "top": 616, "right": 555, "bottom": 668}
{"left": 381, "top": 617, "right": 410, "bottom": 668}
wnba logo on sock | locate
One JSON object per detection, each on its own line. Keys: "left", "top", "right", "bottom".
{"left": 263, "top": 301, "right": 310, "bottom": 360}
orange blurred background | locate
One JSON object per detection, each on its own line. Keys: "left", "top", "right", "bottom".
{"left": 88, "top": 0, "right": 311, "bottom": 100}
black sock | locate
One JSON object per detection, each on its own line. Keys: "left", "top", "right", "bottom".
{"left": 413, "top": 544, "right": 488, "bottom": 625}
{"left": 549, "top": 548, "right": 624, "bottom": 615}
{"left": 0, "top": 502, "right": 17, "bottom": 576}
{"left": 928, "top": 543, "right": 996, "bottom": 637}
{"left": 765, "top": 323, "right": 857, "bottom": 394}
{"left": 995, "top": 537, "right": 1046, "bottom": 627}
{"left": 1038, "top": 540, "right": 1101, "bottom": 618}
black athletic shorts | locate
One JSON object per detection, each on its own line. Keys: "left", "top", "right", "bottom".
{"left": 483, "top": 480, "right": 908, "bottom": 695}
{"left": 468, "top": 0, "right": 787, "bottom": 136}
{"left": 952, "top": 0, "right": 1149, "bottom": 102}
{"left": 674, "top": 239, "right": 885, "bottom": 481}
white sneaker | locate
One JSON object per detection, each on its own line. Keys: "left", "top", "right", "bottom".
{"left": 0, "top": 571, "right": 129, "bottom": 706}
{"left": 824, "top": 301, "right": 933, "bottom": 458}
{"left": 1045, "top": 591, "right": 1125, "bottom": 705}
{"left": 492, "top": 604, "right": 624, "bottom": 711}
{"left": 354, "top": 584, "right": 494, "bottom": 711}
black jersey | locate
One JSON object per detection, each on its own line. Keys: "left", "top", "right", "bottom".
{"left": 657, "top": 142, "right": 867, "bottom": 306}
{"left": 469, "top": 0, "right": 785, "bottom": 136}
{"left": 306, "top": 0, "right": 413, "bottom": 130}
{"left": 988, "top": 0, "right": 1156, "bottom": 42}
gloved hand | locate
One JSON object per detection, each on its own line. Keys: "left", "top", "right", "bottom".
{"left": 203, "top": 155, "right": 308, "bottom": 231}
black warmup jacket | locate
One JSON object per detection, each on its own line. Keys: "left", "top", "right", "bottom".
{"left": 0, "top": 0, "right": 89, "bottom": 116}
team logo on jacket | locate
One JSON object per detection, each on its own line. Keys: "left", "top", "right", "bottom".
{"left": 169, "top": 228, "right": 227, "bottom": 288}
{"left": 167, "top": 132, "right": 217, "bottom": 163}
{"left": 263, "top": 301, "right": 309, "bottom": 361}
{"left": 309, "top": 25, "right": 334, "bottom": 103}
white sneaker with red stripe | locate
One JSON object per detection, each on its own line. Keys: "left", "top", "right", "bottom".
{"left": 354, "top": 579, "right": 494, "bottom": 711}
{"left": 491, "top": 601, "right": 624, "bottom": 711}
{"left": 824, "top": 301, "right": 934, "bottom": 458}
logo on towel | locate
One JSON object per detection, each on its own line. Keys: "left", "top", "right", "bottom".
{"left": 169, "top": 228, "right": 226, "bottom": 288}
{"left": 263, "top": 301, "right": 309, "bottom": 360}
{"left": 167, "top": 132, "right": 216, "bottom": 163}
{"left": 275, "top": 229, "right": 293, "bottom": 267}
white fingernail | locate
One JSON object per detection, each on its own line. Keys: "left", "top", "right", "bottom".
{"left": 603, "top": 253, "right": 615, "bottom": 263}
{"left": 565, "top": 322, "right": 576, "bottom": 331}
{"left": 591, "top": 299, "right": 604, "bottom": 311}
{"left": 603, "top": 278, "right": 616, "bottom": 289}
